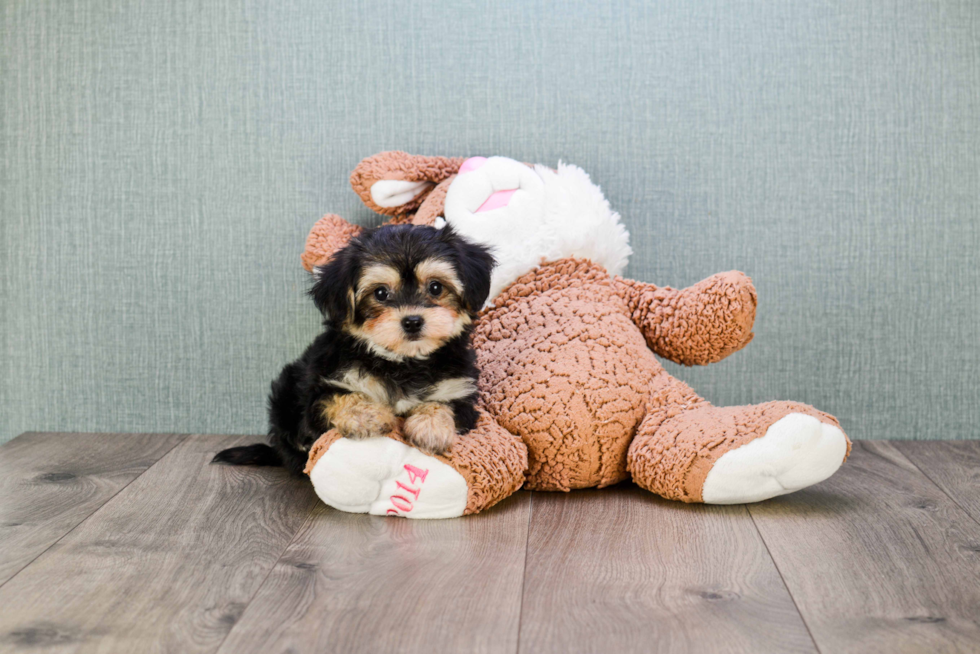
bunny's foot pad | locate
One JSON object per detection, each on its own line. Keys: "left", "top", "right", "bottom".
{"left": 306, "top": 433, "right": 467, "bottom": 519}
{"left": 305, "top": 415, "right": 528, "bottom": 519}
{"left": 701, "top": 412, "right": 848, "bottom": 504}
{"left": 628, "top": 401, "right": 851, "bottom": 503}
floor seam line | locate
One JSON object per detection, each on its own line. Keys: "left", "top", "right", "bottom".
{"left": 212, "top": 501, "right": 321, "bottom": 653}
{"left": 0, "top": 433, "right": 189, "bottom": 593}
{"left": 747, "top": 504, "right": 823, "bottom": 654}
{"left": 514, "top": 492, "right": 533, "bottom": 654}
{"left": 892, "top": 443, "right": 980, "bottom": 530}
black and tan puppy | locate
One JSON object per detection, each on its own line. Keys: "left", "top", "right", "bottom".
{"left": 213, "top": 224, "right": 495, "bottom": 476}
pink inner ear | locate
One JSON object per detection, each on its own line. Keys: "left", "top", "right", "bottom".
{"left": 476, "top": 189, "right": 517, "bottom": 213}
{"left": 459, "top": 157, "right": 488, "bottom": 174}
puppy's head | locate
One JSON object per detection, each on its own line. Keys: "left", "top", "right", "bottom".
{"left": 311, "top": 225, "right": 495, "bottom": 360}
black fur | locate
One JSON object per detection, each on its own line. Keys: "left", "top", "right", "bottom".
{"left": 212, "top": 224, "right": 494, "bottom": 476}
{"left": 211, "top": 443, "right": 282, "bottom": 467}
{"left": 311, "top": 224, "right": 494, "bottom": 324}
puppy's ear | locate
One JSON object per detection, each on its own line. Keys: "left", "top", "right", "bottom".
{"left": 310, "top": 244, "right": 360, "bottom": 324}
{"left": 444, "top": 227, "right": 495, "bottom": 312}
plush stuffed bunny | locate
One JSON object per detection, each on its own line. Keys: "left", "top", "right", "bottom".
{"left": 301, "top": 152, "right": 851, "bottom": 518}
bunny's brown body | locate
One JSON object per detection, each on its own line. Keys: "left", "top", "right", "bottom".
{"left": 301, "top": 152, "right": 850, "bottom": 517}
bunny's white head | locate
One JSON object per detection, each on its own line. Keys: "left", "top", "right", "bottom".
{"left": 441, "top": 156, "right": 632, "bottom": 304}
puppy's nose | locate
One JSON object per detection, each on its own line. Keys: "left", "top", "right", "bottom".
{"left": 401, "top": 315, "right": 424, "bottom": 334}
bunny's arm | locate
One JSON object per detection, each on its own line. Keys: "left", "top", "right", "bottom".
{"left": 614, "top": 271, "right": 757, "bottom": 366}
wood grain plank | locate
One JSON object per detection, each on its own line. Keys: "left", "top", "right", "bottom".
{"left": 893, "top": 440, "right": 980, "bottom": 525}
{"left": 0, "top": 432, "right": 186, "bottom": 586}
{"left": 0, "top": 434, "right": 319, "bottom": 654}
{"left": 217, "top": 492, "right": 532, "bottom": 654}
{"left": 749, "top": 441, "right": 980, "bottom": 654}
{"left": 518, "top": 486, "right": 816, "bottom": 654}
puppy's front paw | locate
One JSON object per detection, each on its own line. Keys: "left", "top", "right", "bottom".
{"left": 404, "top": 403, "right": 457, "bottom": 455}
{"left": 327, "top": 395, "right": 397, "bottom": 440}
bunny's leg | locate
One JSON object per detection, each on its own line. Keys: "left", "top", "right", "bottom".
{"left": 305, "top": 411, "right": 527, "bottom": 518}
{"left": 628, "top": 375, "right": 850, "bottom": 503}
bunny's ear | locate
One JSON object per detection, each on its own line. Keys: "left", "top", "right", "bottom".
{"left": 350, "top": 151, "right": 465, "bottom": 217}
{"left": 302, "top": 214, "right": 364, "bottom": 272}
{"left": 411, "top": 177, "right": 454, "bottom": 226}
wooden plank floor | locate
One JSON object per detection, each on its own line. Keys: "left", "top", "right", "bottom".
{"left": 0, "top": 434, "right": 978, "bottom": 654}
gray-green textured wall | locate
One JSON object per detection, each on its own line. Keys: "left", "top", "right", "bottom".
{"left": 2, "top": 1, "right": 978, "bottom": 445}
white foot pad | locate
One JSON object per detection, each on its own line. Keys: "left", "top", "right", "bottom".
{"left": 701, "top": 413, "right": 848, "bottom": 504}
{"left": 308, "top": 437, "right": 468, "bottom": 519}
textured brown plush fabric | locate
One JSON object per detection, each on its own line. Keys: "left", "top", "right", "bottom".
{"left": 412, "top": 177, "right": 454, "bottom": 226}
{"left": 469, "top": 257, "right": 796, "bottom": 492}
{"left": 301, "top": 214, "right": 364, "bottom": 271}
{"left": 299, "top": 174, "right": 454, "bottom": 275}
{"left": 300, "top": 173, "right": 453, "bottom": 274}
{"left": 471, "top": 259, "right": 849, "bottom": 495}
{"left": 627, "top": 401, "right": 851, "bottom": 502}
{"left": 615, "top": 272, "right": 757, "bottom": 366}
{"left": 299, "top": 210, "right": 850, "bottom": 502}
{"left": 349, "top": 151, "right": 465, "bottom": 217}
{"left": 448, "top": 411, "right": 528, "bottom": 514}
{"left": 304, "top": 429, "right": 344, "bottom": 475}
{"left": 301, "top": 151, "right": 852, "bottom": 513}
{"left": 304, "top": 410, "right": 528, "bottom": 515}
{"left": 473, "top": 259, "right": 662, "bottom": 490}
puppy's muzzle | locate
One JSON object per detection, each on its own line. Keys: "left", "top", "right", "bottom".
{"left": 401, "top": 315, "right": 424, "bottom": 338}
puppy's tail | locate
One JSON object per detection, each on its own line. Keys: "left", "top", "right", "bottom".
{"left": 212, "top": 443, "right": 282, "bottom": 467}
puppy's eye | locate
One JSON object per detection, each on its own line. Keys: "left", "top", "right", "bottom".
{"left": 373, "top": 287, "right": 390, "bottom": 302}
{"left": 427, "top": 281, "right": 443, "bottom": 297}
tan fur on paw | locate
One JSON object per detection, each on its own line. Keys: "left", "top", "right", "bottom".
{"left": 322, "top": 393, "right": 396, "bottom": 439}
{"left": 404, "top": 402, "right": 457, "bottom": 455}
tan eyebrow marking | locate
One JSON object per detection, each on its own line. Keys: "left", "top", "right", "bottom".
{"left": 415, "top": 258, "right": 463, "bottom": 293}
{"left": 358, "top": 265, "right": 401, "bottom": 300}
